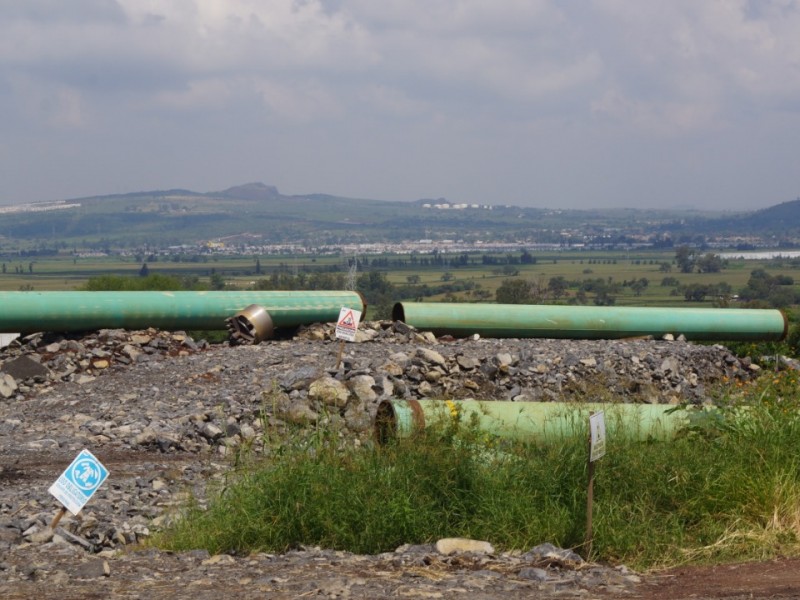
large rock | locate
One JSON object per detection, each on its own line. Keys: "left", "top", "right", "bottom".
{"left": 435, "top": 538, "right": 495, "bottom": 556}
{"left": 308, "top": 376, "right": 350, "bottom": 408}
{"left": 282, "top": 401, "right": 319, "bottom": 425}
{"left": 0, "top": 373, "right": 18, "bottom": 399}
{"left": 417, "top": 348, "right": 446, "bottom": 367}
{"left": 1, "top": 355, "right": 50, "bottom": 381}
{"left": 348, "top": 375, "right": 377, "bottom": 403}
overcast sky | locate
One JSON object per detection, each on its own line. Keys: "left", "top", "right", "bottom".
{"left": 1, "top": 1, "right": 799, "bottom": 211}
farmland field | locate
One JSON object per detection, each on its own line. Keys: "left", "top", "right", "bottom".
{"left": 2, "top": 250, "right": 799, "bottom": 312}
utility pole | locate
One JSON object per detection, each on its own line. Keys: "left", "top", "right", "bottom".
{"left": 346, "top": 254, "right": 358, "bottom": 291}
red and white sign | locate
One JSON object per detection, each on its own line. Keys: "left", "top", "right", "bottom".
{"left": 335, "top": 307, "right": 362, "bottom": 341}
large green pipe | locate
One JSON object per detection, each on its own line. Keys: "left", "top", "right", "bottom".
{"left": 375, "top": 399, "right": 699, "bottom": 445}
{"left": 393, "top": 302, "right": 787, "bottom": 341}
{"left": 0, "top": 291, "right": 365, "bottom": 333}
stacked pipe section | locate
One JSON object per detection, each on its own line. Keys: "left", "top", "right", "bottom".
{"left": 393, "top": 302, "right": 787, "bottom": 342}
{"left": 0, "top": 291, "right": 365, "bottom": 334}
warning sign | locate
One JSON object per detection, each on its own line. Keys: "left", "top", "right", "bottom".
{"left": 589, "top": 411, "right": 607, "bottom": 462}
{"left": 335, "top": 307, "right": 362, "bottom": 342}
{"left": 48, "top": 449, "right": 110, "bottom": 515}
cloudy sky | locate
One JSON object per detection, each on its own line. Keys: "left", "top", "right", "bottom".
{"left": 1, "top": 0, "right": 799, "bottom": 211}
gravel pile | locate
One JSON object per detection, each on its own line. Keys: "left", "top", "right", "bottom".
{"left": 0, "top": 321, "right": 766, "bottom": 598}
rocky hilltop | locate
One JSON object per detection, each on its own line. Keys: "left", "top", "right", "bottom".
{"left": 0, "top": 322, "right": 768, "bottom": 598}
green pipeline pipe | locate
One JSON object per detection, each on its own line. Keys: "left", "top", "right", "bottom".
{"left": 0, "top": 291, "right": 365, "bottom": 334}
{"left": 375, "top": 399, "right": 699, "bottom": 445}
{"left": 393, "top": 302, "right": 787, "bottom": 342}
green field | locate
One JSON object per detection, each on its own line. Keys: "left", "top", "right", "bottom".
{"left": 2, "top": 250, "right": 799, "bottom": 313}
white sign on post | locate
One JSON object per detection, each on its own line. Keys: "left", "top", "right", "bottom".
{"left": 48, "top": 448, "right": 110, "bottom": 515}
{"left": 335, "top": 307, "right": 362, "bottom": 342}
{"left": 589, "top": 411, "right": 607, "bottom": 463}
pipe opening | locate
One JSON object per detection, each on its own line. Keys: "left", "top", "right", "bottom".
{"left": 374, "top": 400, "right": 397, "bottom": 445}
{"left": 391, "top": 302, "right": 405, "bottom": 323}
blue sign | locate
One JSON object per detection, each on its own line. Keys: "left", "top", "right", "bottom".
{"left": 49, "top": 449, "right": 109, "bottom": 515}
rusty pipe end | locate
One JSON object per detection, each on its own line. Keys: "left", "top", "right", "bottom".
{"left": 779, "top": 310, "right": 789, "bottom": 341}
{"left": 375, "top": 399, "right": 425, "bottom": 446}
{"left": 356, "top": 291, "right": 368, "bottom": 320}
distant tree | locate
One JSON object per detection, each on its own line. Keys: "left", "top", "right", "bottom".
{"left": 210, "top": 273, "right": 226, "bottom": 290}
{"left": 630, "top": 277, "right": 649, "bottom": 297}
{"left": 739, "top": 269, "right": 799, "bottom": 307}
{"left": 696, "top": 253, "right": 724, "bottom": 273}
{"left": 84, "top": 273, "right": 183, "bottom": 291}
{"left": 520, "top": 250, "right": 536, "bottom": 265}
{"left": 579, "top": 277, "right": 619, "bottom": 306}
{"left": 255, "top": 258, "right": 262, "bottom": 275}
{"left": 675, "top": 246, "right": 695, "bottom": 273}
{"left": 547, "top": 276, "right": 568, "bottom": 299}
{"left": 406, "top": 274, "right": 421, "bottom": 284}
{"left": 658, "top": 262, "right": 672, "bottom": 273}
{"left": 684, "top": 283, "right": 709, "bottom": 302}
{"left": 495, "top": 279, "right": 533, "bottom": 304}
{"left": 1, "top": 263, "right": 5, "bottom": 274}
{"left": 139, "top": 262, "right": 149, "bottom": 277}
{"left": 28, "top": 262, "right": 33, "bottom": 274}
{"left": 593, "top": 290, "right": 616, "bottom": 306}
{"left": 357, "top": 271, "right": 395, "bottom": 319}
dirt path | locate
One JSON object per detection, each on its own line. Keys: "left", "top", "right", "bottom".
{"left": 634, "top": 559, "right": 800, "bottom": 600}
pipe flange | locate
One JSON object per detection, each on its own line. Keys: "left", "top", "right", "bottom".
{"left": 226, "top": 304, "right": 274, "bottom": 345}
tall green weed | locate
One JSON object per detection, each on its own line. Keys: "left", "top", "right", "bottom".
{"left": 155, "top": 374, "right": 800, "bottom": 569}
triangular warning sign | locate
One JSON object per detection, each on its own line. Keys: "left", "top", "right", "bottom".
{"left": 338, "top": 310, "right": 356, "bottom": 328}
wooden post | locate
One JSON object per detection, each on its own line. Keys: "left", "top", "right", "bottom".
{"left": 335, "top": 339, "right": 345, "bottom": 370}
{"left": 585, "top": 451, "right": 595, "bottom": 558}
{"left": 50, "top": 506, "right": 67, "bottom": 530}
{"left": 585, "top": 417, "right": 595, "bottom": 559}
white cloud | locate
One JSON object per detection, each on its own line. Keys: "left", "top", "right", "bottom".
{"left": 1, "top": 0, "right": 800, "bottom": 208}
{"left": 588, "top": 0, "right": 800, "bottom": 122}
{"left": 116, "top": 0, "right": 377, "bottom": 72}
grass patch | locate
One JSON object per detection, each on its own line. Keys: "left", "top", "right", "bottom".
{"left": 153, "top": 374, "right": 800, "bottom": 570}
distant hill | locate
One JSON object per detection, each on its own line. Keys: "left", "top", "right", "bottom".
{"left": 689, "top": 198, "right": 800, "bottom": 238}
{"left": 740, "top": 198, "right": 800, "bottom": 231}
{"left": 213, "top": 182, "right": 281, "bottom": 201}
{"left": 1, "top": 183, "right": 798, "bottom": 249}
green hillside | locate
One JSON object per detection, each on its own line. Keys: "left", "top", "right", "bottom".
{"left": 1, "top": 182, "right": 797, "bottom": 249}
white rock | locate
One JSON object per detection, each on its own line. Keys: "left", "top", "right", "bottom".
{"left": 0, "top": 373, "right": 18, "bottom": 398}
{"left": 418, "top": 348, "right": 446, "bottom": 367}
{"left": 308, "top": 376, "right": 350, "bottom": 408}
{"left": 435, "top": 537, "right": 495, "bottom": 556}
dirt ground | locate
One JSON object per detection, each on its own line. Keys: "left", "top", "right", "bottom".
{"left": 635, "top": 558, "right": 800, "bottom": 600}
{"left": 3, "top": 424, "right": 800, "bottom": 599}
{"left": 3, "top": 443, "right": 800, "bottom": 599}
{"left": 3, "top": 546, "right": 800, "bottom": 599}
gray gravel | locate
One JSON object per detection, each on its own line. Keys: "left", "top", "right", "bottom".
{"left": 0, "top": 321, "right": 766, "bottom": 598}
